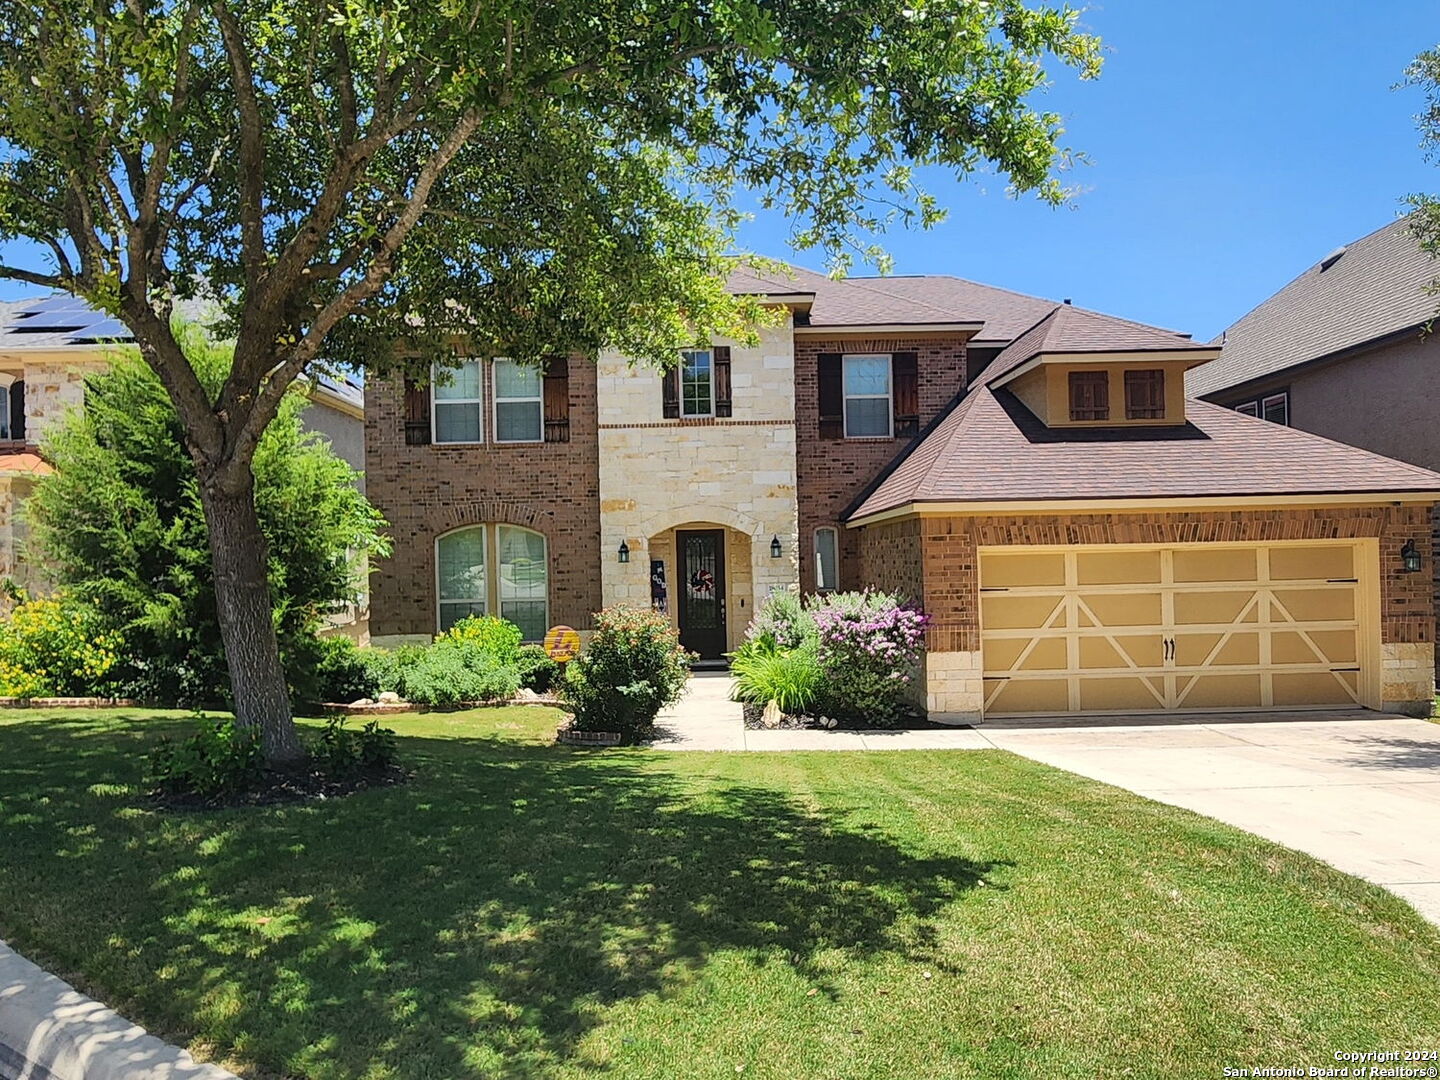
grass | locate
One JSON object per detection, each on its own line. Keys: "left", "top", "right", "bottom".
{"left": 2, "top": 707, "right": 1439, "bottom": 1080}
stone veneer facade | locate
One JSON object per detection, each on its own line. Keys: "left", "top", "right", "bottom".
{"left": 856, "top": 504, "right": 1438, "bottom": 722}
{"left": 597, "top": 323, "right": 799, "bottom": 652}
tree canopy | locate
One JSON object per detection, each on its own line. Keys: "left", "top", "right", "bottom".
{"left": 1407, "top": 45, "right": 1440, "bottom": 273}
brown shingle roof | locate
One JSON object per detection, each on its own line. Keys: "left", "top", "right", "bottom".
{"left": 848, "top": 385, "right": 1440, "bottom": 520}
{"left": 980, "top": 304, "right": 1208, "bottom": 385}
{"left": 726, "top": 263, "right": 975, "bottom": 328}
{"left": 1188, "top": 215, "right": 1440, "bottom": 397}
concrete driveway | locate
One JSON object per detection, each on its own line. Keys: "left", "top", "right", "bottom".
{"left": 983, "top": 713, "right": 1440, "bottom": 923}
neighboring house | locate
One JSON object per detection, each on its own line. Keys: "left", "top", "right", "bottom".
{"left": 0, "top": 295, "right": 367, "bottom": 619}
{"left": 1186, "top": 215, "right": 1440, "bottom": 675}
{"left": 366, "top": 265, "right": 1440, "bottom": 722}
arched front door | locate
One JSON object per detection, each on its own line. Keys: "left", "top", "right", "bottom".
{"left": 677, "top": 528, "right": 726, "bottom": 659}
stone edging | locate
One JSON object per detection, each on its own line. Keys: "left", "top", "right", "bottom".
{"left": 0, "top": 939, "right": 238, "bottom": 1080}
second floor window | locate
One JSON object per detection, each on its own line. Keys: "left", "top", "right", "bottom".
{"left": 1124, "top": 369, "right": 1165, "bottom": 419}
{"left": 1068, "top": 370, "right": 1109, "bottom": 421}
{"left": 681, "top": 349, "right": 713, "bottom": 417}
{"left": 432, "top": 359, "right": 483, "bottom": 443}
{"left": 493, "top": 360, "right": 543, "bottom": 443}
{"left": 843, "top": 354, "right": 892, "bottom": 437}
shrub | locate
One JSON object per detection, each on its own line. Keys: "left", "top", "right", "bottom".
{"left": 441, "top": 615, "right": 522, "bottom": 664}
{"left": 515, "top": 643, "right": 561, "bottom": 693}
{"left": 729, "top": 638, "right": 822, "bottom": 714}
{"left": 0, "top": 596, "right": 124, "bottom": 698}
{"left": 303, "top": 634, "right": 382, "bottom": 703}
{"left": 393, "top": 639, "right": 520, "bottom": 706}
{"left": 312, "top": 715, "right": 399, "bottom": 775}
{"left": 147, "top": 713, "right": 265, "bottom": 799}
{"left": 563, "top": 606, "right": 692, "bottom": 742}
{"left": 744, "top": 588, "right": 816, "bottom": 652}
{"left": 813, "top": 597, "right": 928, "bottom": 725}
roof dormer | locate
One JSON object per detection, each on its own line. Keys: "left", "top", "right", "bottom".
{"left": 982, "top": 305, "right": 1220, "bottom": 429}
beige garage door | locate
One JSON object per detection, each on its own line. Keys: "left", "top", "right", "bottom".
{"left": 979, "top": 542, "right": 1375, "bottom": 717}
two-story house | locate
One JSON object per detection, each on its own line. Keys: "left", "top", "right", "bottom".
{"left": 366, "top": 265, "right": 1440, "bottom": 722}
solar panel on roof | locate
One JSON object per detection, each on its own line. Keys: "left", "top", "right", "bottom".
{"left": 9, "top": 309, "right": 107, "bottom": 330}
{"left": 67, "top": 319, "right": 132, "bottom": 341}
{"left": 17, "top": 295, "right": 91, "bottom": 315}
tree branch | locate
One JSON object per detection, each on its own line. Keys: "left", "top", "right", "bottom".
{"left": 0, "top": 264, "right": 67, "bottom": 290}
{"left": 212, "top": 1, "right": 267, "bottom": 286}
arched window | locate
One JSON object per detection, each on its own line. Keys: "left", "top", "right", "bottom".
{"left": 436, "top": 524, "right": 549, "bottom": 639}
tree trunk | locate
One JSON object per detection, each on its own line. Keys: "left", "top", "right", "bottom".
{"left": 197, "top": 468, "right": 304, "bottom": 763}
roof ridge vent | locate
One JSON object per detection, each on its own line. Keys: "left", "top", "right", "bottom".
{"left": 1318, "top": 245, "right": 1347, "bottom": 271}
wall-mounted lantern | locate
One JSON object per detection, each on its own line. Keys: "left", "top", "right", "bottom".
{"left": 618, "top": 540, "right": 630, "bottom": 564}
{"left": 1401, "top": 539, "right": 1422, "bottom": 573}
{"left": 770, "top": 535, "right": 783, "bottom": 559}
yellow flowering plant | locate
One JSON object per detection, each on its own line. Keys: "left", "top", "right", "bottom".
{"left": 0, "top": 596, "right": 124, "bottom": 698}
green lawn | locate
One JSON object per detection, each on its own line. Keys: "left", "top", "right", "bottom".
{"left": 2, "top": 708, "right": 1438, "bottom": 1080}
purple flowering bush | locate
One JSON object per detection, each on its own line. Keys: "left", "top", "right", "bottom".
{"left": 813, "top": 598, "right": 928, "bottom": 724}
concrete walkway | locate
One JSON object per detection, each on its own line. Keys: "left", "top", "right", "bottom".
{"left": 651, "top": 676, "right": 1440, "bottom": 923}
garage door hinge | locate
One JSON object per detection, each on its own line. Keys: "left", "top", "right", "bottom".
{"left": 1330, "top": 666, "right": 1361, "bottom": 672}
{"left": 979, "top": 587, "right": 1009, "bottom": 592}
{"left": 1326, "top": 578, "right": 1358, "bottom": 583}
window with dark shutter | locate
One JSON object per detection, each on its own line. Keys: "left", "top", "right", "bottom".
{"left": 543, "top": 356, "right": 570, "bottom": 442}
{"left": 892, "top": 352, "right": 919, "bottom": 436}
{"left": 403, "top": 377, "right": 432, "bottom": 445}
{"left": 9, "top": 380, "right": 24, "bottom": 442}
{"left": 1068, "top": 370, "right": 1109, "bottom": 421}
{"left": 1124, "top": 369, "right": 1165, "bottom": 419}
{"left": 713, "top": 346, "right": 732, "bottom": 417}
{"left": 661, "top": 367, "right": 680, "bottom": 418}
{"left": 817, "top": 353, "right": 843, "bottom": 439}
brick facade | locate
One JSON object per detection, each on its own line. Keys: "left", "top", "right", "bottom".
{"left": 794, "top": 334, "right": 969, "bottom": 593}
{"left": 365, "top": 366, "right": 602, "bottom": 640}
{"left": 851, "top": 504, "right": 1437, "bottom": 654}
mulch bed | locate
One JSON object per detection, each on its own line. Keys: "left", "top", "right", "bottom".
{"left": 740, "top": 702, "right": 952, "bottom": 731}
{"left": 150, "top": 764, "right": 410, "bottom": 811}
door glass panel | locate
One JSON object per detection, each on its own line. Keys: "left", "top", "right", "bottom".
{"left": 1172, "top": 547, "right": 1257, "bottom": 584}
{"left": 1172, "top": 591, "right": 1257, "bottom": 625}
{"left": 1076, "top": 550, "right": 1161, "bottom": 585}
{"left": 1271, "top": 588, "right": 1354, "bottom": 623}
{"left": 1269, "top": 545, "right": 1353, "bottom": 581}
{"left": 682, "top": 534, "right": 721, "bottom": 630}
{"left": 981, "top": 553, "right": 1066, "bottom": 588}
{"left": 1076, "top": 592, "right": 1161, "bottom": 627}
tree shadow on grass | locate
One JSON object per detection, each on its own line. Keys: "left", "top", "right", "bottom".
{"left": 0, "top": 714, "right": 999, "bottom": 1079}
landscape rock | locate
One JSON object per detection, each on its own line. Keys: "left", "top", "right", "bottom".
{"left": 377, "top": 691, "right": 402, "bottom": 704}
{"left": 761, "top": 700, "right": 783, "bottom": 728}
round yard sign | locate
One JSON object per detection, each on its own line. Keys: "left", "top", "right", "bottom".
{"left": 543, "top": 625, "right": 582, "bottom": 662}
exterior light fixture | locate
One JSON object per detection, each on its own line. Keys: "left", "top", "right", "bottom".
{"left": 1401, "top": 539, "right": 1422, "bottom": 573}
{"left": 770, "top": 535, "right": 782, "bottom": 559}
{"left": 618, "top": 540, "right": 630, "bottom": 564}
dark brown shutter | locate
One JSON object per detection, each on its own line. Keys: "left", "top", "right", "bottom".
{"left": 1124, "top": 369, "right": 1165, "bottom": 419}
{"left": 403, "top": 377, "right": 431, "bottom": 445}
{"left": 1068, "top": 370, "right": 1109, "bottom": 421}
{"left": 817, "top": 353, "right": 843, "bottom": 439}
{"left": 713, "top": 346, "right": 732, "bottom": 417}
{"left": 892, "top": 352, "right": 918, "bottom": 436}
{"left": 661, "top": 366, "right": 680, "bottom": 418}
{"left": 543, "top": 356, "right": 571, "bottom": 442}
{"left": 9, "top": 380, "right": 24, "bottom": 441}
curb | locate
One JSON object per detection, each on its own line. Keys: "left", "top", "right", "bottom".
{"left": 0, "top": 939, "right": 238, "bottom": 1080}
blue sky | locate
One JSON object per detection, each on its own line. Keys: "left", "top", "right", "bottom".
{"left": 3, "top": 2, "right": 1435, "bottom": 341}
{"left": 738, "top": 0, "right": 1439, "bottom": 340}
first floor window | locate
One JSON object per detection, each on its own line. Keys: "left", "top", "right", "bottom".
{"left": 493, "top": 359, "right": 543, "bottom": 442}
{"left": 814, "top": 527, "right": 839, "bottom": 591}
{"left": 437, "top": 527, "right": 488, "bottom": 630}
{"left": 843, "top": 354, "right": 892, "bottom": 437}
{"left": 436, "top": 524, "right": 550, "bottom": 638}
{"left": 433, "top": 358, "right": 483, "bottom": 443}
{"left": 681, "top": 349, "right": 713, "bottom": 416}
{"left": 0, "top": 385, "right": 10, "bottom": 439}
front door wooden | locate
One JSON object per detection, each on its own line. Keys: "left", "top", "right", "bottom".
{"left": 677, "top": 529, "right": 727, "bottom": 659}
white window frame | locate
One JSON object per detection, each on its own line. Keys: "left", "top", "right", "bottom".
{"left": 842, "top": 353, "right": 893, "bottom": 438}
{"left": 1261, "top": 391, "right": 1289, "bottom": 426}
{"left": 491, "top": 358, "right": 544, "bottom": 444}
{"left": 435, "top": 523, "right": 550, "bottom": 640}
{"left": 435, "top": 525, "right": 489, "bottom": 631}
{"left": 1235, "top": 401, "right": 1259, "bottom": 417}
{"left": 680, "top": 348, "right": 715, "bottom": 418}
{"left": 431, "top": 358, "right": 485, "bottom": 445}
{"left": 814, "top": 527, "right": 839, "bottom": 592}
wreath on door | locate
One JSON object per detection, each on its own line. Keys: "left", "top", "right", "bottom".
{"left": 689, "top": 568, "right": 715, "bottom": 595}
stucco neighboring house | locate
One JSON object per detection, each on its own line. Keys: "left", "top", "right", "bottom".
{"left": 1186, "top": 215, "right": 1440, "bottom": 675}
{"left": 0, "top": 295, "right": 367, "bottom": 624}
{"left": 366, "top": 264, "right": 1440, "bottom": 722}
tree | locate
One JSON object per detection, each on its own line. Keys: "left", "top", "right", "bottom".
{"left": 0, "top": 0, "right": 1101, "bottom": 760}
{"left": 27, "top": 328, "right": 387, "bottom": 705}
{"left": 1406, "top": 46, "right": 1440, "bottom": 267}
